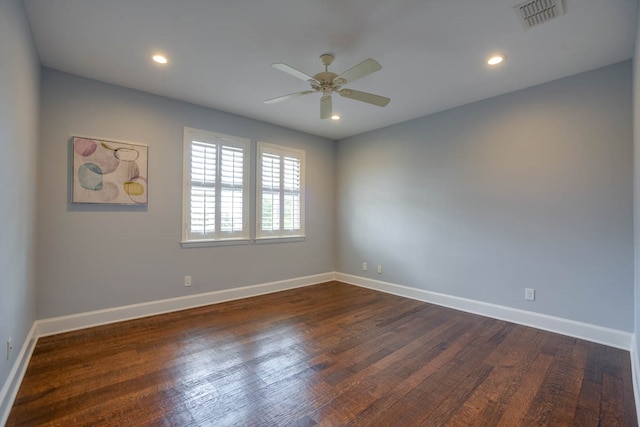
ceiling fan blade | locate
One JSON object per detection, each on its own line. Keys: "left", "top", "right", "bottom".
{"left": 264, "top": 90, "right": 315, "bottom": 104}
{"left": 320, "top": 95, "right": 332, "bottom": 119}
{"left": 335, "top": 58, "right": 382, "bottom": 85}
{"left": 338, "top": 88, "right": 390, "bottom": 107}
{"left": 272, "top": 63, "right": 319, "bottom": 84}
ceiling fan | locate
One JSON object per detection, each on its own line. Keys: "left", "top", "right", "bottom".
{"left": 265, "top": 53, "right": 390, "bottom": 119}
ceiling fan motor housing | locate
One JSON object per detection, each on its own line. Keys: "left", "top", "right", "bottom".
{"left": 312, "top": 71, "right": 341, "bottom": 93}
{"left": 314, "top": 53, "right": 342, "bottom": 94}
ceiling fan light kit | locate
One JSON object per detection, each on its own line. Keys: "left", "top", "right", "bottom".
{"left": 265, "top": 53, "right": 390, "bottom": 120}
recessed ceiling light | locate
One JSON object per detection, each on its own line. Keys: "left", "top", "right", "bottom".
{"left": 487, "top": 54, "right": 505, "bottom": 66}
{"left": 331, "top": 114, "right": 341, "bottom": 120}
{"left": 152, "top": 54, "right": 168, "bottom": 64}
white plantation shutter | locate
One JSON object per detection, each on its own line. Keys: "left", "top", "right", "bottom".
{"left": 283, "top": 155, "right": 301, "bottom": 231}
{"left": 220, "top": 145, "right": 244, "bottom": 233}
{"left": 190, "top": 142, "right": 217, "bottom": 235}
{"left": 261, "top": 152, "right": 280, "bottom": 232}
{"left": 257, "top": 142, "right": 305, "bottom": 239}
{"left": 183, "top": 128, "right": 249, "bottom": 244}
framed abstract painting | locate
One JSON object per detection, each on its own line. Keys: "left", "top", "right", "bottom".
{"left": 72, "top": 137, "right": 148, "bottom": 205}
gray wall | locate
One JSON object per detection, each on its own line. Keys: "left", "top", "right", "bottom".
{"left": 0, "top": 0, "right": 39, "bottom": 397}
{"left": 36, "top": 69, "right": 335, "bottom": 319}
{"left": 337, "top": 61, "right": 634, "bottom": 331}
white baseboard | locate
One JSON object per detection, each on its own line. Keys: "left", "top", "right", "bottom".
{"left": 0, "top": 322, "right": 38, "bottom": 427}
{"left": 33, "top": 271, "right": 635, "bottom": 348}
{"left": 631, "top": 335, "right": 640, "bottom": 426}
{"left": 37, "top": 272, "right": 335, "bottom": 337}
{"left": 336, "top": 273, "right": 632, "bottom": 350}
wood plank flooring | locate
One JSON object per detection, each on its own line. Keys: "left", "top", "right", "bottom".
{"left": 7, "top": 281, "right": 637, "bottom": 426}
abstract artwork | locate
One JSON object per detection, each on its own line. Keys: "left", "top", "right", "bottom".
{"left": 72, "top": 137, "right": 148, "bottom": 204}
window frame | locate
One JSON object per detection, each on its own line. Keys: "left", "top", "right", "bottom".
{"left": 181, "top": 127, "right": 250, "bottom": 247}
{"left": 256, "top": 142, "right": 306, "bottom": 242}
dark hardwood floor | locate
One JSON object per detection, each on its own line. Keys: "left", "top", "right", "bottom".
{"left": 7, "top": 281, "right": 637, "bottom": 426}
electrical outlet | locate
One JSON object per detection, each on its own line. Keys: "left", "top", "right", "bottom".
{"left": 184, "top": 275, "right": 192, "bottom": 287}
{"left": 362, "top": 262, "right": 368, "bottom": 271}
{"left": 6, "top": 338, "right": 12, "bottom": 360}
{"left": 525, "top": 288, "right": 535, "bottom": 301}
{"left": 377, "top": 265, "right": 383, "bottom": 274}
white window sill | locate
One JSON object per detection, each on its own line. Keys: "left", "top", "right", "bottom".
{"left": 255, "top": 236, "right": 306, "bottom": 244}
{"left": 180, "top": 238, "right": 251, "bottom": 248}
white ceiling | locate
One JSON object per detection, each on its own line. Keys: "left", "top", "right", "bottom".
{"left": 23, "top": 0, "right": 638, "bottom": 140}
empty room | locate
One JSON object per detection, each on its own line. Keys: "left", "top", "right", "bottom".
{"left": 2, "top": 0, "right": 640, "bottom": 425}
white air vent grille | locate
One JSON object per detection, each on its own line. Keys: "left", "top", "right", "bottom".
{"left": 514, "top": 0, "right": 565, "bottom": 29}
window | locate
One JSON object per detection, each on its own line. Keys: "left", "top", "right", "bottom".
{"left": 182, "top": 128, "right": 249, "bottom": 246}
{"left": 257, "top": 142, "right": 305, "bottom": 240}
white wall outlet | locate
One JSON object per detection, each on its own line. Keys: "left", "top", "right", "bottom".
{"left": 6, "top": 338, "right": 12, "bottom": 360}
{"left": 525, "top": 288, "right": 535, "bottom": 301}
{"left": 377, "top": 265, "right": 383, "bottom": 274}
{"left": 362, "top": 262, "right": 368, "bottom": 271}
{"left": 184, "top": 275, "right": 192, "bottom": 287}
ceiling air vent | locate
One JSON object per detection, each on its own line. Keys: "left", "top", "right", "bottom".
{"left": 514, "top": 0, "right": 565, "bottom": 29}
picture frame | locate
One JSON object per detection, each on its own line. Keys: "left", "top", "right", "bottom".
{"left": 72, "top": 136, "right": 148, "bottom": 205}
